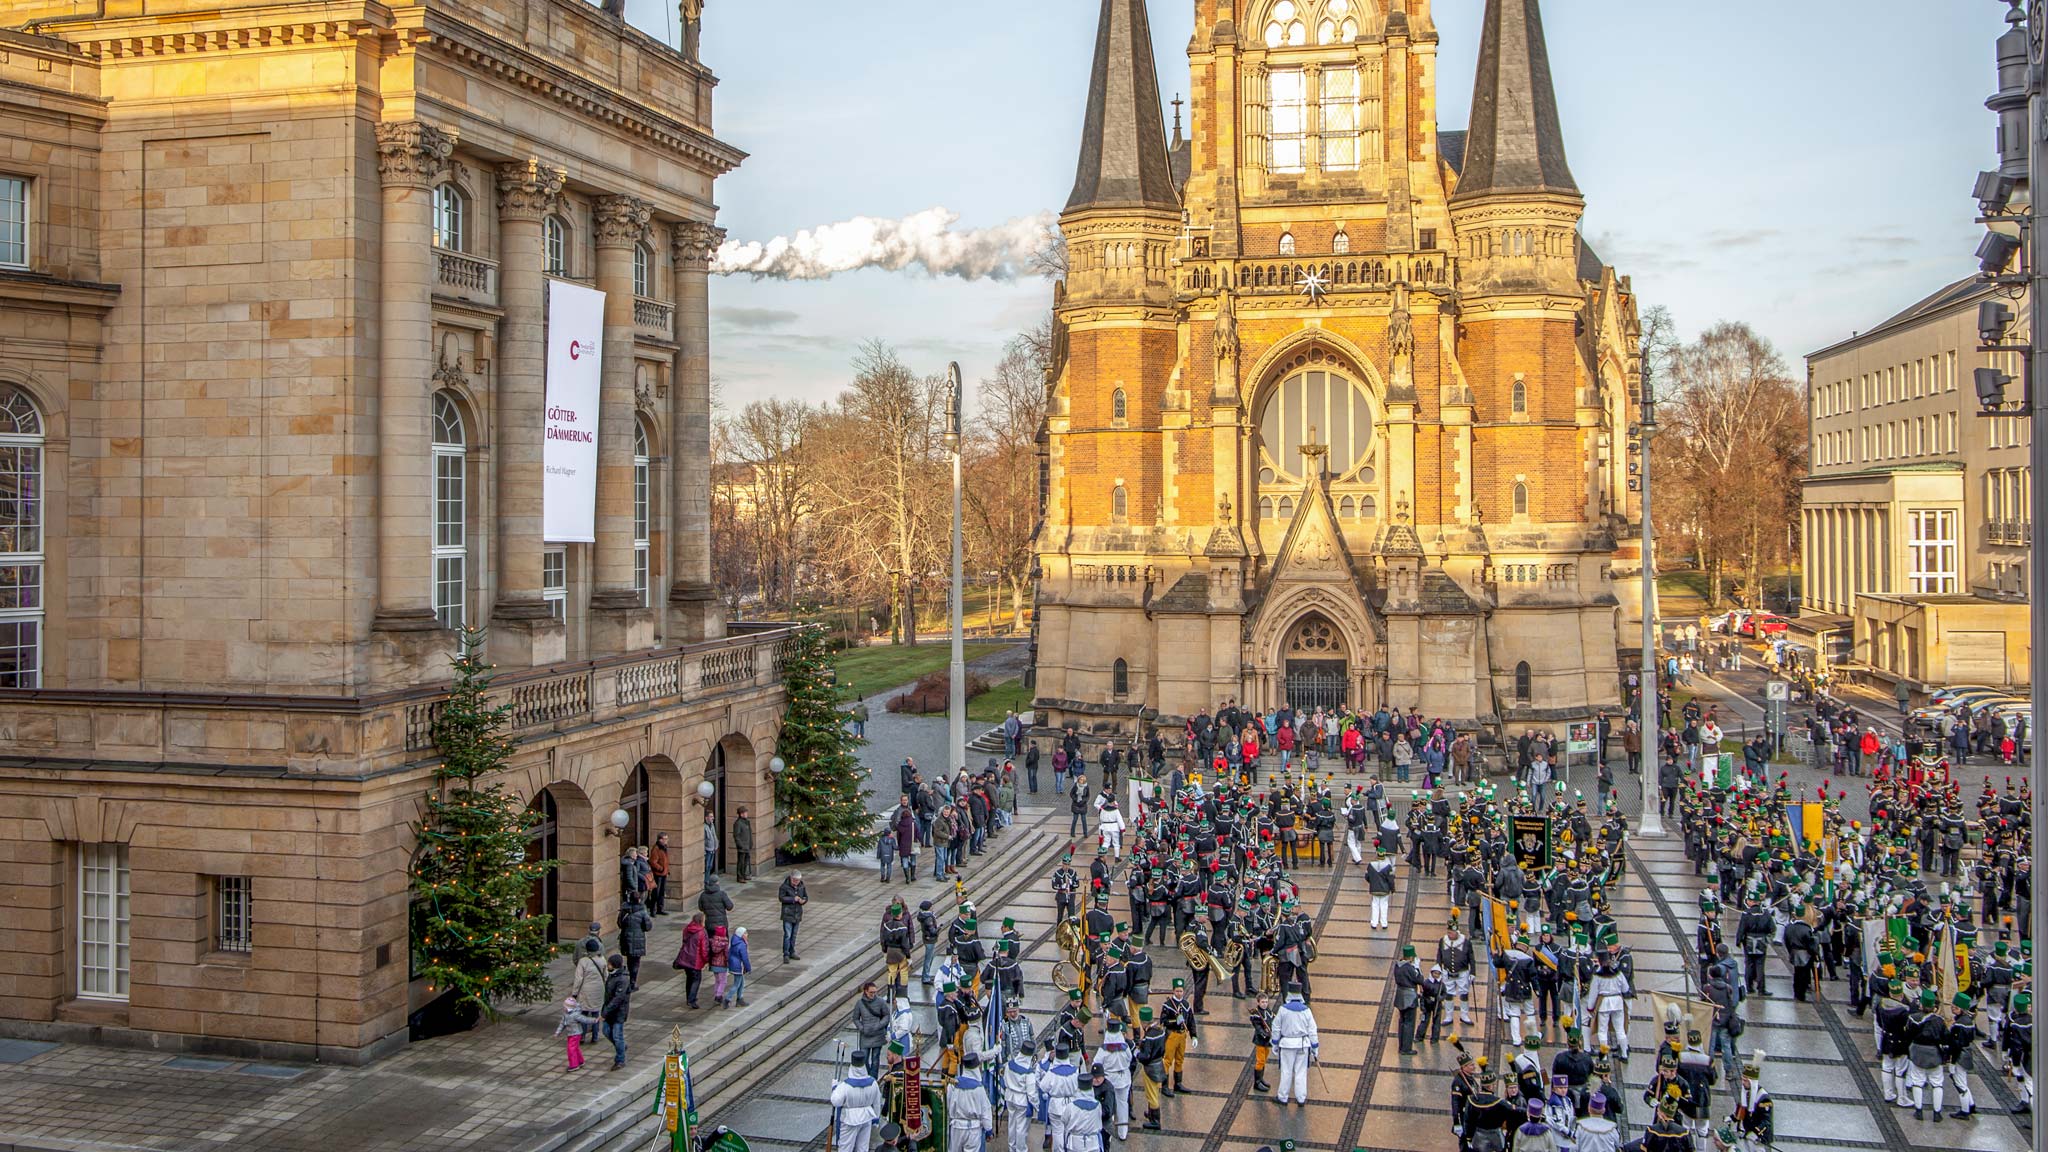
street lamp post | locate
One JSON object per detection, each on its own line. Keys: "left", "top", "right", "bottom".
{"left": 946, "top": 363, "right": 968, "bottom": 777}
{"left": 1637, "top": 375, "right": 1664, "bottom": 837}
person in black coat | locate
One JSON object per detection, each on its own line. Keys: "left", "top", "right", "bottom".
{"left": 779, "top": 871, "right": 808, "bottom": 960}
{"left": 601, "top": 953, "right": 633, "bottom": 1069}
{"left": 698, "top": 874, "right": 733, "bottom": 932}
{"left": 1783, "top": 911, "right": 1818, "bottom": 1002}
{"left": 617, "top": 892, "right": 652, "bottom": 990}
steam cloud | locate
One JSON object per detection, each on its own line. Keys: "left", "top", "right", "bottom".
{"left": 712, "top": 207, "right": 1056, "bottom": 282}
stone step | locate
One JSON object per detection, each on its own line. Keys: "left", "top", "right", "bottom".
{"left": 562, "top": 818, "right": 1062, "bottom": 1152}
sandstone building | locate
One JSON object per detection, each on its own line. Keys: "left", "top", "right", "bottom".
{"left": 1034, "top": 0, "right": 1643, "bottom": 734}
{"left": 0, "top": 0, "right": 787, "bottom": 1062}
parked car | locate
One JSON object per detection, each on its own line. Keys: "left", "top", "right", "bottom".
{"left": 1739, "top": 613, "right": 1789, "bottom": 637}
{"left": 1931, "top": 685, "right": 2007, "bottom": 706}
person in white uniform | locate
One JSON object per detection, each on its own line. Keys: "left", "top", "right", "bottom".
{"left": 1588, "top": 954, "right": 1633, "bottom": 1057}
{"left": 947, "top": 1051, "right": 995, "bottom": 1152}
{"left": 1038, "top": 1042, "right": 1082, "bottom": 1152}
{"left": 829, "top": 1060, "right": 883, "bottom": 1152}
{"left": 1093, "top": 1019, "right": 1134, "bottom": 1140}
{"left": 1271, "top": 984, "right": 1320, "bottom": 1105}
{"left": 1001, "top": 1042, "right": 1039, "bottom": 1152}
{"left": 1065, "top": 1072, "right": 1104, "bottom": 1152}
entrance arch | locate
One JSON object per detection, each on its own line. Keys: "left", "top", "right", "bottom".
{"left": 1283, "top": 612, "right": 1349, "bottom": 711}
{"left": 522, "top": 780, "right": 592, "bottom": 942}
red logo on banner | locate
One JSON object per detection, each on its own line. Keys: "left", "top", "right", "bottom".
{"left": 569, "top": 340, "right": 582, "bottom": 360}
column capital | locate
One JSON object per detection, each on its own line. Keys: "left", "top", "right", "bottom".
{"left": 374, "top": 121, "right": 457, "bottom": 189}
{"left": 496, "top": 158, "right": 566, "bottom": 222}
{"left": 672, "top": 220, "right": 727, "bottom": 268}
{"left": 594, "top": 195, "right": 654, "bottom": 249}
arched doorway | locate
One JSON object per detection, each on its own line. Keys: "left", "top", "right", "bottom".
{"left": 524, "top": 789, "right": 560, "bottom": 927}
{"left": 704, "top": 744, "right": 729, "bottom": 876}
{"left": 620, "top": 763, "right": 651, "bottom": 851}
{"left": 1283, "top": 613, "right": 1348, "bottom": 711}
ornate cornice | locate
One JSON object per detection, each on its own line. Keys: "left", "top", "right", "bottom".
{"left": 671, "top": 221, "right": 726, "bottom": 268}
{"left": 374, "top": 121, "right": 456, "bottom": 189}
{"left": 594, "top": 195, "right": 653, "bottom": 248}
{"left": 495, "top": 158, "right": 566, "bottom": 222}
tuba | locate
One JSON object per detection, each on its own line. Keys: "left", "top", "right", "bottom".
{"left": 1056, "top": 917, "right": 1085, "bottom": 966}
{"left": 1178, "top": 931, "right": 1209, "bottom": 972}
{"left": 1261, "top": 953, "right": 1281, "bottom": 994}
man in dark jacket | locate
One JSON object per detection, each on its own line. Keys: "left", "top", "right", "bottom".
{"left": 780, "top": 871, "right": 808, "bottom": 960}
{"left": 617, "top": 892, "right": 652, "bottom": 990}
{"left": 601, "top": 953, "right": 633, "bottom": 1069}
{"left": 699, "top": 874, "right": 733, "bottom": 932}
{"left": 853, "top": 981, "right": 891, "bottom": 1076}
{"left": 732, "top": 808, "right": 755, "bottom": 883}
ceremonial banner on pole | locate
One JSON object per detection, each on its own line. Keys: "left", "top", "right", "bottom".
{"left": 1510, "top": 815, "right": 1552, "bottom": 869}
{"left": 1646, "top": 989, "right": 1718, "bottom": 1038}
{"left": 1482, "top": 894, "right": 1513, "bottom": 952}
{"left": 543, "top": 279, "right": 604, "bottom": 542}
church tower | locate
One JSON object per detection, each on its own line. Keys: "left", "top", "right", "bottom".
{"left": 1034, "top": 0, "right": 1637, "bottom": 739}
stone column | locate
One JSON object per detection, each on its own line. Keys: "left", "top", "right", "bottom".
{"left": 589, "top": 196, "right": 656, "bottom": 653}
{"left": 668, "top": 222, "right": 725, "bottom": 641}
{"left": 370, "top": 122, "right": 454, "bottom": 641}
{"left": 492, "top": 158, "right": 568, "bottom": 666}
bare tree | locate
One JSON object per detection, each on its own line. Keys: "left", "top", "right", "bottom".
{"left": 1030, "top": 223, "right": 1069, "bottom": 282}
{"left": 1654, "top": 321, "right": 1808, "bottom": 608}
{"left": 964, "top": 328, "right": 1052, "bottom": 632}
{"left": 723, "top": 397, "right": 815, "bottom": 613}
{"left": 810, "top": 341, "right": 949, "bottom": 645}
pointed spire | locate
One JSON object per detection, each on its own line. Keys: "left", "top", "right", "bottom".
{"left": 1066, "top": 0, "right": 1179, "bottom": 214}
{"left": 1449, "top": 0, "right": 1578, "bottom": 202}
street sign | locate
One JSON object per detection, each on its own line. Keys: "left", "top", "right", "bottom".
{"left": 1765, "top": 680, "right": 1790, "bottom": 702}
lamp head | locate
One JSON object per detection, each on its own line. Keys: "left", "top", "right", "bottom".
{"left": 1978, "top": 231, "right": 2021, "bottom": 274}
{"left": 696, "top": 780, "right": 718, "bottom": 801}
{"left": 608, "top": 808, "right": 631, "bottom": 834}
{"left": 769, "top": 756, "right": 787, "bottom": 776}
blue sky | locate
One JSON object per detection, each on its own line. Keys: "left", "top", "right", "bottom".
{"left": 620, "top": 0, "right": 2013, "bottom": 407}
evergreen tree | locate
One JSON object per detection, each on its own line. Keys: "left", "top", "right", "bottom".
{"left": 774, "top": 625, "right": 877, "bottom": 856}
{"left": 410, "top": 628, "right": 559, "bottom": 1018}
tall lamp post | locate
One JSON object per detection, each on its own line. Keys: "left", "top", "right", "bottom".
{"left": 1973, "top": 7, "right": 2043, "bottom": 1142}
{"left": 945, "top": 362, "right": 968, "bottom": 777}
{"left": 1636, "top": 371, "right": 1664, "bottom": 837}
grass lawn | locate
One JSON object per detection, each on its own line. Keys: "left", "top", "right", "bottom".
{"left": 832, "top": 641, "right": 1008, "bottom": 702}
{"left": 967, "top": 678, "right": 1033, "bottom": 724}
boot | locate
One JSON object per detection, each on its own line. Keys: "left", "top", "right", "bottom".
{"left": 1914, "top": 1105, "right": 1924, "bottom": 1122}
{"left": 1254, "top": 1075, "right": 1271, "bottom": 1092}
{"left": 1143, "top": 1110, "right": 1162, "bottom": 1132}
{"left": 1950, "top": 1107, "right": 1974, "bottom": 1120}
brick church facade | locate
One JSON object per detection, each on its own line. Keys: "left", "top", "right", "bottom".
{"left": 1033, "top": 0, "right": 1645, "bottom": 733}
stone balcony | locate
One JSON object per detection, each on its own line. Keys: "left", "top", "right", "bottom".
{"left": 633, "top": 295, "right": 674, "bottom": 340}
{"left": 1179, "top": 249, "right": 1457, "bottom": 298}
{"left": 0, "top": 626, "right": 794, "bottom": 780}
{"left": 433, "top": 249, "right": 498, "bottom": 307}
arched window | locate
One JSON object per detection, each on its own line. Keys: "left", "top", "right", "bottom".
{"left": 1112, "top": 484, "right": 1128, "bottom": 519}
{"left": 0, "top": 384, "right": 45, "bottom": 686}
{"left": 1512, "top": 481, "right": 1529, "bottom": 517}
{"left": 1260, "top": 496, "right": 1275, "bottom": 520}
{"left": 632, "top": 243, "right": 651, "bottom": 298}
{"left": 1514, "top": 661, "right": 1532, "bottom": 702}
{"left": 1111, "top": 388, "right": 1128, "bottom": 422}
{"left": 432, "top": 183, "right": 466, "bottom": 251}
{"left": 431, "top": 391, "right": 466, "bottom": 629}
{"left": 1511, "top": 379, "right": 1528, "bottom": 415}
{"left": 1278, "top": 232, "right": 1296, "bottom": 256}
{"left": 1263, "top": 0, "right": 1307, "bottom": 47}
{"left": 1339, "top": 495, "right": 1356, "bottom": 518}
{"left": 544, "top": 215, "right": 569, "bottom": 276}
{"left": 1277, "top": 495, "right": 1295, "bottom": 519}
{"left": 1359, "top": 495, "right": 1377, "bottom": 519}
{"left": 1112, "top": 658, "right": 1130, "bottom": 699}
{"left": 1256, "top": 365, "right": 1376, "bottom": 481}
{"left": 633, "top": 416, "right": 653, "bottom": 607}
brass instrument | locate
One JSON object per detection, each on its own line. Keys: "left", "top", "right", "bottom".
{"left": 1055, "top": 917, "right": 1084, "bottom": 965}
{"left": 1178, "top": 930, "right": 1243, "bottom": 976}
{"left": 1051, "top": 959, "right": 1082, "bottom": 998}
{"left": 1261, "top": 953, "right": 1281, "bottom": 993}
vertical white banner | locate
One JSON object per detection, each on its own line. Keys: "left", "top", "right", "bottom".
{"left": 544, "top": 279, "right": 604, "bottom": 543}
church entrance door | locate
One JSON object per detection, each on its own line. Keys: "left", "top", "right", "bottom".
{"left": 1285, "top": 659, "right": 1348, "bottom": 712}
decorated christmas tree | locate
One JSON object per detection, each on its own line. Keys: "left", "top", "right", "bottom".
{"left": 773, "top": 625, "right": 876, "bottom": 857}
{"left": 410, "top": 628, "right": 560, "bottom": 1019}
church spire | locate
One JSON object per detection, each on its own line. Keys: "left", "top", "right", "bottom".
{"left": 1448, "top": 0, "right": 1578, "bottom": 202}
{"left": 1065, "top": 0, "right": 1179, "bottom": 214}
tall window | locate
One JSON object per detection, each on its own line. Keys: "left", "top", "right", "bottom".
{"left": 214, "top": 876, "right": 253, "bottom": 954}
{"left": 1278, "top": 232, "right": 1296, "bottom": 256}
{"left": 1514, "top": 661, "right": 1532, "bottom": 702}
{"left": 1111, "top": 388, "right": 1128, "bottom": 422}
{"left": 431, "top": 392, "right": 466, "bottom": 630}
{"left": 1112, "top": 484, "right": 1128, "bottom": 519}
{"left": 78, "top": 843, "right": 129, "bottom": 1000}
{"left": 1321, "top": 67, "right": 1361, "bottom": 171}
{"left": 1112, "top": 657, "right": 1130, "bottom": 698}
{"left": 633, "top": 419, "right": 652, "bottom": 607}
{"left": 0, "top": 176, "right": 26, "bottom": 268}
{"left": 431, "top": 183, "right": 466, "bottom": 251}
{"left": 543, "top": 547, "right": 567, "bottom": 620}
{"left": 1269, "top": 69, "right": 1308, "bottom": 173}
{"left": 0, "top": 385, "right": 44, "bottom": 687}
{"left": 1333, "top": 231, "right": 1351, "bottom": 254}
{"left": 632, "top": 243, "right": 651, "bottom": 298}
{"left": 1908, "top": 508, "right": 1957, "bottom": 594}
{"left": 1512, "top": 482, "right": 1530, "bottom": 517}
{"left": 1511, "top": 380, "right": 1528, "bottom": 414}
{"left": 544, "top": 215, "right": 569, "bottom": 276}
